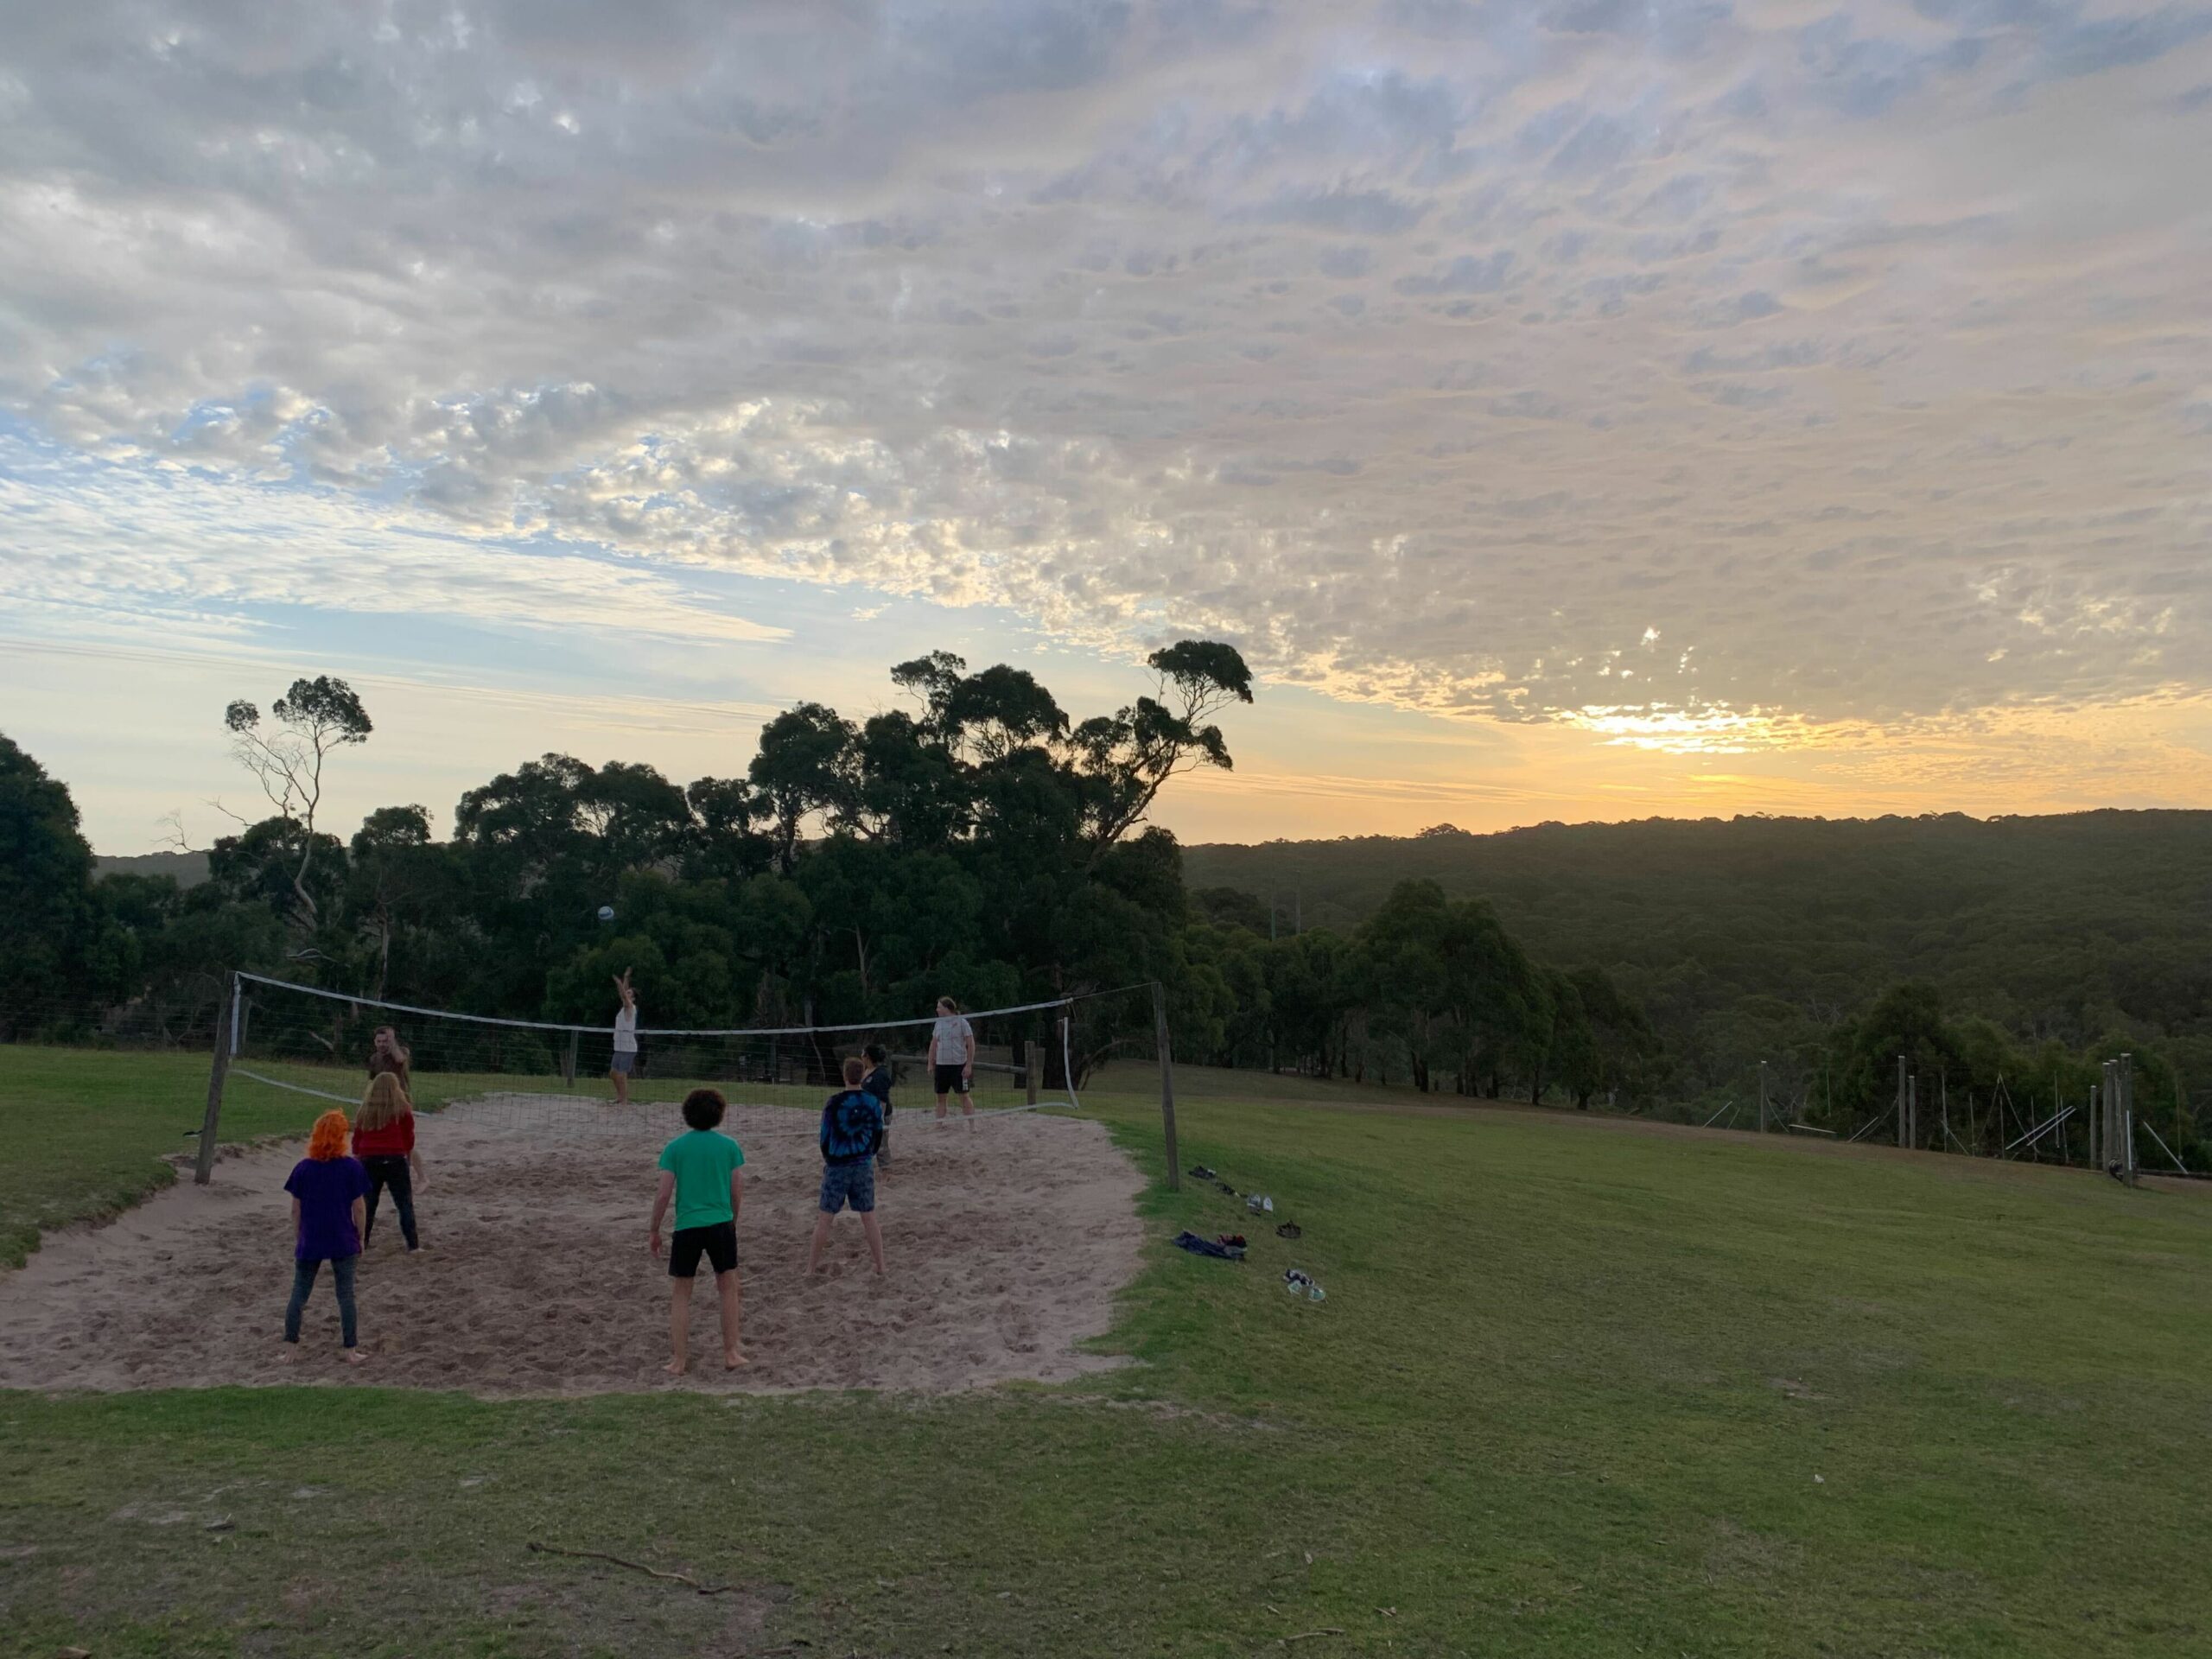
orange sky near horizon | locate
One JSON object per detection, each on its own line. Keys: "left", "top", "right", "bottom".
{"left": 9, "top": 636, "right": 2206, "bottom": 856}
{"left": 7, "top": 6, "right": 2212, "bottom": 850}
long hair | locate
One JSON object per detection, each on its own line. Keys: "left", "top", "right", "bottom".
{"left": 307, "top": 1109, "right": 351, "bottom": 1161}
{"left": 356, "top": 1071, "right": 410, "bottom": 1135}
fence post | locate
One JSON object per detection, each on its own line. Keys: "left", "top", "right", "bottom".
{"left": 2121, "top": 1054, "right": 2138, "bottom": 1185}
{"left": 194, "top": 977, "right": 235, "bottom": 1186}
{"left": 1153, "top": 981, "right": 1180, "bottom": 1192}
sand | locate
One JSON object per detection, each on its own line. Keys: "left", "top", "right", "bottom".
{"left": 0, "top": 1097, "right": 1144, "bottom": 1396}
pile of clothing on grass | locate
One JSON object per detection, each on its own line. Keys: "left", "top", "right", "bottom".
{"left": 1171, "top": 1165, "right": 1323, "bottom": 1298}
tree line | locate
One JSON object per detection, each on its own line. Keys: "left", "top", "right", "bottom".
{"left": 1186, "top": 814, "right": 2212, "bottom": 1164}
{"left": 10, "top": 660, "right": 2202, "bottom": 1166}
{"left": 0, "top": 646, "right": 1645, "bottom": 1105}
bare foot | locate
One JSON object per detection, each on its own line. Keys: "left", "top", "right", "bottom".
{"left": 663, "top": 1357, "right": 688, "bottom": 1377}
{"left": 723, "top": 1351, "right": 748, "bottom": 1370}
{"left": 276, "top": 1345, "right": 299, "bottom": 1363}
{"left": 344, "top": 1348, "right": 370, "bottom": 1365}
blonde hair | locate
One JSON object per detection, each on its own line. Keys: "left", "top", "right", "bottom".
{"left": 356, "top": 1071, "right": 411, "bottom": 1135}
{"left": 307, "top": 1109, "right": 351, "bottom": 1161}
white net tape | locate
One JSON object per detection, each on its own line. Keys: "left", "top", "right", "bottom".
{"left": 224, "top": 974, "right": 1085, "bottom": 1138}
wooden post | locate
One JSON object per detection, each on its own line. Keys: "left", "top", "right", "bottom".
{"left": 1153, "top": 981, "right": 1180, "bottom": 1192}
{"left": 194, "top": 979, "right": 234, "bottom": 1186}
{"left": 1024, "top": 1025, "right": 1039, "bottom": 1107}
{"left": 1896, "top": 1057, "right": 1907, "bottom": 1148}
{"left": 563, "top": 1029, "right": 580, "bottom": 1089}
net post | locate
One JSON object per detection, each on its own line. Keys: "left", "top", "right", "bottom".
{"left": 563, "top": 1029, "right": 580, "bottom": 1090}
{"left": 1153, "top": 981, "right": 1180, "bottom": 1192}
{"left": 1024, "top": 1024, "right": 1039, "bottom": 1107}
{"left": 194, "top": 976, "right": 236, "bottom": 1186}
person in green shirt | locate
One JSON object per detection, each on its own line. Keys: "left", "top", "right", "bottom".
{"left": 649, "top": 1088, "right": 747, "bottom": 1375}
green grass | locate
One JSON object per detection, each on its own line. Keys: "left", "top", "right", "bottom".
{"left": 3, "top": 1046, "right": 2210, "bottom": 1656}
{"left": 0, "top": 1048, "right": 535, "bottom": 1269}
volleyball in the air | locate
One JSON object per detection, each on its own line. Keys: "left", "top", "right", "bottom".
{"left": 597, "top": 906, "right": 615, "bottom": 923}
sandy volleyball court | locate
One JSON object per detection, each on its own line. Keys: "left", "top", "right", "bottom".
{"left": 0, "top": 1097, "right": 1144, "bottom": 1395}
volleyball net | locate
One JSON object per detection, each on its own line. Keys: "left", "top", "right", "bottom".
{"left": 219, "top": 971, "right": 1086, "bottom": 1145}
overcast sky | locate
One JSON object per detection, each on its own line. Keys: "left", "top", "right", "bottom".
{"left": 5, "top": 0, "right": 2209, "bottom": 851}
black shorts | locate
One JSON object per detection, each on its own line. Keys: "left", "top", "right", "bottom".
{"left": 933, "top": 1064, "right": 970, "bottom": 1096}
{"left": 668, "top": 1220, "right": 737, "bottom": 1279}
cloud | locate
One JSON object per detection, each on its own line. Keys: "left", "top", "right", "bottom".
{"left": 0, "top": 0, "right": 2209, "bottom": 743}
{"left": 0, "top": 436, "right": 790, "bottom": 646}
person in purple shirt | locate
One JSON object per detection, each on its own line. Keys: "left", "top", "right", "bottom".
{"left": 280, "top": 1109, "right": 372, "bottom": 1364}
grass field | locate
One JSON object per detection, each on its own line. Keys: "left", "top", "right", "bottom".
{"left": 3, "top": 1046, "right": 2209, "bottom": 1657}
{"left": 0, "top": 1047, "right": 524, "bottom": 1270}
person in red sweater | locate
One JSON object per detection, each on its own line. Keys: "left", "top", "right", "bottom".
{"left": 353, "top": 1071, "right": 426, "bottom": 1253}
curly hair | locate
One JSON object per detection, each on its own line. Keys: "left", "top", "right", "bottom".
{"left": 306, "top": 1109, "right": 351, "bottom": 1161}
{"left": 681, "top": 1088, "right": 727, "bottom": 1132}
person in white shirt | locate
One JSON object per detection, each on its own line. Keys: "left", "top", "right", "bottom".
{"left": 609, "top": 967, "right": 639, "bottom": 1106}
{"left": 926, "top": 995, "right": 976, "bottom": 1130}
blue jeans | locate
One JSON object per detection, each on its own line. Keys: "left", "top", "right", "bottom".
{"left": 284, "top": 1255, "right": 359, "bottom": 1347}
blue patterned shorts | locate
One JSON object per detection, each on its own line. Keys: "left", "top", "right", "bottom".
{"left": 818, "top": 1161, "right": 876, "bottom": 1215}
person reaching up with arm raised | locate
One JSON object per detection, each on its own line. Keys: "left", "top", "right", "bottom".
{"left": 609, "top": 967, "right": 639, "bottom": 1108}
{"left": 367, "top": 1024, "right": 411, "bottom": 1096}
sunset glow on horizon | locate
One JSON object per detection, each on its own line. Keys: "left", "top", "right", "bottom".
{"left": 4, "top": 3, "right": 2209, "bottom": 849}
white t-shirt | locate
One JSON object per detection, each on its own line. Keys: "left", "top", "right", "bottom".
{"left": 931, "top": 1014, "right": 974, "bottom": 1065}
{"left": 613, "top": 1003, "right": 639, "bottom": 1053}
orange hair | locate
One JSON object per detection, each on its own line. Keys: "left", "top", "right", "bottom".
{"left": 307, "top": 1109, "right": 351, "bottom": 1161}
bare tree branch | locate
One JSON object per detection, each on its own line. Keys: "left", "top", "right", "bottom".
{"left": 222, "top": 677, "right": 372, "bottom": 934}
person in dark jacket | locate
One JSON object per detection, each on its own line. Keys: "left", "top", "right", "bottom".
{"left": 861, "top": 1042, "right": 894, "bottom": 1167}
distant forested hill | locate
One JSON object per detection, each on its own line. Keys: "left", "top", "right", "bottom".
{"left": 92, "top": 850, "right": 209, "bottom": 888}
{"left": 1185, "top": 811, "right": 2212, "bottom": 1095}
